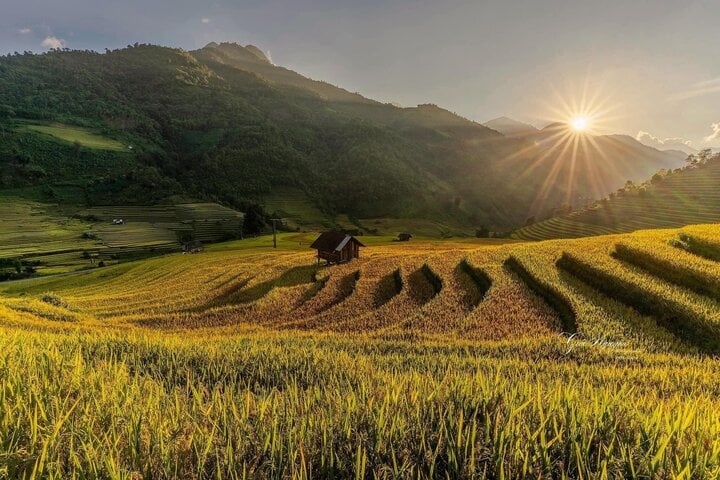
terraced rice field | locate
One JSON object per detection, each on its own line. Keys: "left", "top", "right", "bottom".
{"left": 8, "top": 225, "right": 719, "bottom": 350}
{"left": 514, "top": 161, "right": 720, "bottom": 241}
{"left": 0, "top": 200, "right": 245, "bottom": 275}
{"left": 3, "top": 224, "right": 720, "bottom": 478}
{"left": 262, "top": 188, "right": 334, "bottom": 231}
{"left": 0, "top": 200, "right": 100, "bottom": 259}
{"left": 81, "top": 203, "right": 244, "bottom": 249}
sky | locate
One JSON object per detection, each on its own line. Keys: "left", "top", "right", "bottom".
{"left": 2, "top": 0, "right": 719, "bottom": 149}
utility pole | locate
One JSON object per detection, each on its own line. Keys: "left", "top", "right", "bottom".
{"left": 270, "top": 218, "right": 283, "bottom": 248}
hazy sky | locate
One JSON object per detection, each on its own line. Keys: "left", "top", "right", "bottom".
{"left": 2, "top": 0, "right": 719, "bottom": 148}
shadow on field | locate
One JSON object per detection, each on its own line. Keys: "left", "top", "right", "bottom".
{"left": 297, "top": 271, "right": 328, "bottom": 306}
{"left": 504, "top": 255, "right": 578, "bottom": 334}
{"left": 407, "top": 264, "right": 442, "bottom": 305}
{"left": 373, "top": 268, "right": 403, "bottom": 308}
{"left": 198, "top": 264, "right": 320, "bottom": 310}
{"left": 455, "top": 259, "right": 492, "bottom": 308}
{"left": 317, "top": 270, "right": 360, "bottom": 313}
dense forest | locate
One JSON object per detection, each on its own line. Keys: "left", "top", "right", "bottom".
{"left": 0, "top": 42, "right": 684, "bottom": 229}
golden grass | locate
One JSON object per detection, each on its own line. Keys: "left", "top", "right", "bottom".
{"left": 3, "top": 225, "right": 720, "bottom": 477}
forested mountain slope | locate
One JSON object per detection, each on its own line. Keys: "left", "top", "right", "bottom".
{"left": 0, "top": 43, "right": 684, "bottom": 230}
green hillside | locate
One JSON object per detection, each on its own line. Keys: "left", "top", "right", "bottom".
{"left": 0, "top": 43, "right": 685, "bottom": 231}
{"left": 514, "top": 152, "right": 720, "bottom": 240}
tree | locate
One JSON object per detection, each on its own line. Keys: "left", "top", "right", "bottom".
{"left": 475, "top": 225, "right": 490, "bottom": 238}
{"left": 0, "top": 104, "right": 15, "bottom": 118}
{"left": 697, "top": 149, "right": 713, "bottom": 166}
{"left": 242, "top": 204, "right": 265, "bottom": 236}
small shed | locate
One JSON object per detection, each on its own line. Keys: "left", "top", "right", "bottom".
{"left": 183, "top": 240, "right": 204, "bottom": 253}
{"left": 398, "top": 233, "right": 412, "bottom": 242}
{"left": 310, "top": 232, "right": 364, "bottom": 265}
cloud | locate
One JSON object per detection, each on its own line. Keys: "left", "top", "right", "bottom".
{"left": 41, "top": 36, "right": 65, "bottom": 49}
{"left": 636, "top": 131, "right": 694, "bottom": 152}
{"left": 670, "top": 77, "right": 720, "bottom": 101}
{"left": 201, "top": 17, "right": 211, "bottom": 24}
{"left": 18, "top": 28, "right": 32, "bottom": 34}
{"left": 704, "top": 123, "right": 720, "bottom": 142}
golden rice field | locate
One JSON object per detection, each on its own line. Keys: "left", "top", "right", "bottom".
{"left": 2, "top": 226, "right": 720, "bottom": 478}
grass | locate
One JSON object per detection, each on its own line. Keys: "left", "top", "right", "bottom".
{"left": 21, "top": 123, "right": 128, "bottom": 151}
{"left": 3, "top": 224, "right": 720, "bottom": 477}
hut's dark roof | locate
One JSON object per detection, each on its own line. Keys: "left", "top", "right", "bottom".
{"left": 310, "top": 232, "right": 365, "bottom": 251}
{"left": 184, "top": 240, "right": 204, "bottom": 249}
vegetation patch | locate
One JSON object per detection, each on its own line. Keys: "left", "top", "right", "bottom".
{"left": 40, "top": 292, "right": 69, "bottom": 309}
{"left": 557, "top": 252, "right": 720, "bottom": 354}
{"left": 21, "top": 124, "right": 127, "bottom": 151}
{"left": 504, "top": 255, "right": 577, "bottom": 333}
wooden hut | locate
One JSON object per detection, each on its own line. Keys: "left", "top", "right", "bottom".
{"left": 310, "top": 232, "right": 364, "bottom": 265}
{"left": 183, "top": 240, "right": 204, "bottom": 253}
{"left": 398, "top": 233, "right": 412, "bottom": 242}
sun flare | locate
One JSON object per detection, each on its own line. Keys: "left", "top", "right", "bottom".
{"left": 570, "top": 116, "right": 590, "bottom": 132}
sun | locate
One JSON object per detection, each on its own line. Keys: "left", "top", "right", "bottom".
{"left": 570, "top": 116, "right": 590, "bottom": 132}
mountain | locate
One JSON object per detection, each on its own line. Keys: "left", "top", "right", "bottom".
{"left": 635, "top": 133, "right": 697, "bottom": 155}
{"left": 0, "top": 42, "right": 687, "bottom": 231}
{"left": 193, "top": 42, "right": 373, "bottom": 104}
{"left": 513, "top": 152, "right": 720, "bottom": 240}
{"left": 483, "top": 116, "right": 540, "bottom": 137}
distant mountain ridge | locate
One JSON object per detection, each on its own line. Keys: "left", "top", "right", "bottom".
{"left": 483, "top": 116, "right": 540, "bottom": 137}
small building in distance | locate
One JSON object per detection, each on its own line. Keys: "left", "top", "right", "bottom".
{"left": 398, "top": 233, "right": 412, "bottom": 242}
{"left": 310, "top": 232, "right": 364, "bottom": 265}
{"left": 183, "top": 240, "right": 204, "bottom": 254}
